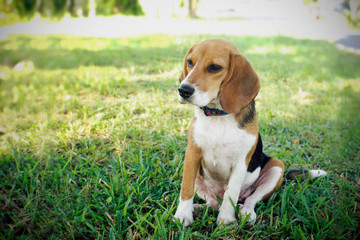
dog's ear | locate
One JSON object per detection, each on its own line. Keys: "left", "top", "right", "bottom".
{"left": 220, "top": 54, "right": 260, "bottom": 113}
{"left": 179, "top": 45, "right": 196, "bottom": 82}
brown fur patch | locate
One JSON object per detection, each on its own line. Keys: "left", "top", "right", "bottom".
{"left": 245, "top": 118, "right": 258, "bottom": 136}
{"left": 234, "top": 101, "right": 258, "bottom": 134}
{"left": 236, "top": 114, "right": 258, "bottom": 135}
{"left": 180, "top": 118, "right": 203, "bottom": 201}
{"left": 245, "top": 134, "right": 258, "bottom": 168}
{"left": 220, "top": 54, "right": 260, "bottom": 113}
{"left": 183, "top": 41, "right": 231, "bottom": 94}
{"left": 179, "top": 45, "right": 197, "bottom": 82}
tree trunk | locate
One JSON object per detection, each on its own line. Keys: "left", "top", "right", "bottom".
{"left": 188, "top": 0, "right": 197, "bottom": 18}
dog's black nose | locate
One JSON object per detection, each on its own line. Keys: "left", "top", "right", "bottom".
{"left": 178, "top": 84, "right": 195, "bottom": 99}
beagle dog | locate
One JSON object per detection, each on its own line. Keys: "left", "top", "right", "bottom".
{"left": 174, "top": 39, "right": 327, "bottom": 226}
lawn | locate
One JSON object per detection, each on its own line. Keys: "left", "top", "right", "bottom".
{"left": 0, "top": 34, "right": 359, "bottom": 239}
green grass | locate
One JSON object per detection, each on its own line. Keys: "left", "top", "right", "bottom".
{"left": 0, "top": 34, "right": 359, "bottom": 239}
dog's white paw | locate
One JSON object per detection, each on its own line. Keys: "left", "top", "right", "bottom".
{"left": 240, "top": 204, "right": 256, "bottom": 224}
{"left": 216, "top": 214, "right": 236, "bottom": 226}
{"left": 217, "top": 206, "right": 236, "bottom": 225}
{"left": 174, "top": 198, "right": 194, "bottom": 226}
{"left": 174, "top": 209, "right": 193, "bottom": 226}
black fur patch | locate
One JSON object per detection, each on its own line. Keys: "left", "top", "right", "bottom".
{"left": 239, "top": 101, "right": 255, "bottom": 128}
{"left": 247, "top": 134, "right": 271, "bottom": 172}
{"left": 199, "top": 163, "right": 204, "bottom": 178}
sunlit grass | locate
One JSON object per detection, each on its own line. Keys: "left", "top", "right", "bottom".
{"left": 0, "top": 34, "right": 359, "bottom": 239}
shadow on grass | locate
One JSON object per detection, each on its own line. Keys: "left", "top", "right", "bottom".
{"left": 260, "top": 84, "right": 360, "bottom": 171}
{"left": 0, "top": 35, "right": 359, "bottom": 79}
{"left": 330, "top": 86, "right": 360, "bottom": 168}
{"left": 0, "top": 35, "right": 186, "bottom": 71}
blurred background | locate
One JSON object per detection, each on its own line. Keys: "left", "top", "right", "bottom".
{"left": 0, "top": 0, "right": 359, "bottom": 46}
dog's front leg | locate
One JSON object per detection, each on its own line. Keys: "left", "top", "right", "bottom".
{"left": 174, "top": 147, "right": 201, "bottom": 226}
{"left": 217, "top": 160, "right": 247, "bottom": 225}
{"left": 174, "top": 123, "right": 202, "bottom": 226}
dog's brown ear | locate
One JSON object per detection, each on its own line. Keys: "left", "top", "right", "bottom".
{"left": 220, "top": 54, "right": 260, "bottom": 113}
{"left": 179, "top": 45, "right": 196, "bottom": 82}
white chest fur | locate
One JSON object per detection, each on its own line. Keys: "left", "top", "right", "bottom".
{"left": 193, "top": 107, "right": 257, "bottom": 183}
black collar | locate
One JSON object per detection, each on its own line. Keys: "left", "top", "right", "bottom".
{"left": 200, "top": 106, "right": 228, "bottom": 116}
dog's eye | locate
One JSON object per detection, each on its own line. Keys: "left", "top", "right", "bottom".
{"left": 207, "top": 64, "right": 223, "bottom": 73}
{"left": 187, "top": 60, "right": 194, "bottom": 68}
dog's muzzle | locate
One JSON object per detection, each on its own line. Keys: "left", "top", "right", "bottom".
{"left": 178, "top": 84, "right": 195, "bottom": 99}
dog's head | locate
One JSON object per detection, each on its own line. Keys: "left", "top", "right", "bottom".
{"left": 178, "top": 39, "right": 260, "bottom": 113}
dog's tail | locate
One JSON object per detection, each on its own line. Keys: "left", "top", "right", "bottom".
{"left": 285, "top": 169, "right": 328, "bottom": 180}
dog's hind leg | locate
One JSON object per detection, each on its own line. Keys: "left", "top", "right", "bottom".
{"left": 240, "top": 158, "right": 284, "bottom": 223}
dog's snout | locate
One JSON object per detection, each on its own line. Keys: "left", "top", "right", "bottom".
{"left": 178, "top": 84, "right": 195, "bottom": 99}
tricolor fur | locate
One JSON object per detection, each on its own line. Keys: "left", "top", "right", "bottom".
{"left": 174, "top": 39, "right": 327, "bottom": 226}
